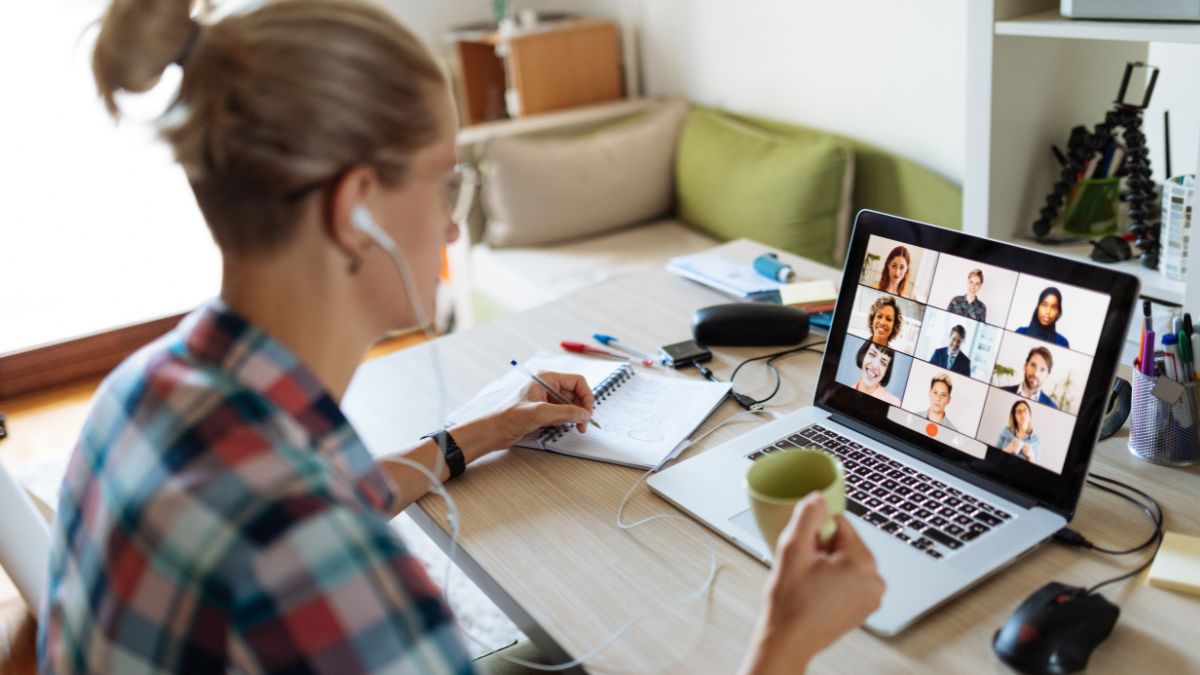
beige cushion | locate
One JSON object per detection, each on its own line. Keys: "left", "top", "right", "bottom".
{"left": 469, "top": 219, "right": 719, "bottom": 313}
{"left": 481, "top": 100, "right": 689, "bottom": 248}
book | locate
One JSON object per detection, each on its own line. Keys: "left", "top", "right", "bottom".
{"left": 779, "top": 279, "right": 839, "bottom": 313}
{"left": 447, "top": 352, "right": 731, "bottom": 469}
{"left": 1147, "top": 531, "right": 1200, "bottom": 597}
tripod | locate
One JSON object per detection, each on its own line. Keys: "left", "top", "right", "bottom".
{"left": 1032, "top": 62, "right": 1161, "bottom": 268}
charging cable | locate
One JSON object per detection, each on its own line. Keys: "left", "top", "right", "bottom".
{"left": 1051, "top": 472, "right": 1164, "bottom": 595}
{"left": 367, "top": 228, "right": 780, "bottom": 670}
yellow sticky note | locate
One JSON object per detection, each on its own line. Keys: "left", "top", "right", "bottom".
{"left": 1147, "top": 531, "right": 1200, "bottom": 596}
{"left": 780, "top": 280, "right": 838, "bottom": 306}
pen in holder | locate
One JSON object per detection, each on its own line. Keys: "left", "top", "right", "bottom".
{"left": 1129, "top": 369, "right": 1200, "bottom": 466}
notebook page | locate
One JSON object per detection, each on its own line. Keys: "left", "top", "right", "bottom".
{"left": 536, "top": 369, "right": 731, "bottom": 469}
{"left": 445, "top": 352, "right": 629, "bottom": 427}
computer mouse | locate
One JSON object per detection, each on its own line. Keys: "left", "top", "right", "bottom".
{"left": 692, "top": 303, "right": 809, "bottom": 346}
{"left": 993, "top": 582, "right": 1120, "bottom": 675}
{"left": 1090, "top": 235, "right": 1132, "bottom": 263}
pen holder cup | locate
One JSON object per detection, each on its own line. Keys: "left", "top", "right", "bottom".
{"left": 1129, "top": 369, "right": 1200, "bottom": 466}
{"left": 1061, "top": 177, "right": 1121, "bottom": 237}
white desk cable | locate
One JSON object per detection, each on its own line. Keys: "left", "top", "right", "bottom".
{"left": 451, "top": 408, "right": 776, "bottom": 671}
{"left": 369, "top": 222, "right": 782, "bottom": 669}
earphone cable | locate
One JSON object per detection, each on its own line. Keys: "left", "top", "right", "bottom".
{"left": 370, "top": 220, "right": 779, "bottom": 670}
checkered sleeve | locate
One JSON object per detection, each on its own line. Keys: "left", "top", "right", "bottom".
{"left": 227, "top": 492, "right": 473, "bottom": 674}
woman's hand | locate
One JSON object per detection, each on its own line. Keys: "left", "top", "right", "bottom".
{"left": 1019, "top": 443, "right": 1034, "bottom": 461}
{"left": 1002, "top": 439, "right": 1022, "bottom": 456}
{"left": 450, "top": 371, "right": 595, "bottom": 463}
{"left": 740, "top": 494, "right": 885, "bottom": 675}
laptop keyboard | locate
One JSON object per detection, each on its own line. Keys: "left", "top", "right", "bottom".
{"left": 745, "top": 424, "right": 1011, "bottom": 560}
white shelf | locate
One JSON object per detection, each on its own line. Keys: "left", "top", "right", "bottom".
{"left": 996, "top": 9, "right": 1200, "bottom": 44}
{"left": 1008, "top": 237, "right": 1185, "bottom": 305}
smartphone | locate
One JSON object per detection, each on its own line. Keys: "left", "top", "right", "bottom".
{"left": 659, "top": 339, "right": 713, "bottom": 368}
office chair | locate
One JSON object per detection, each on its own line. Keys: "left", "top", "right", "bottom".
{"left": 0, "top": 458, "right": 52, "bottom": 617}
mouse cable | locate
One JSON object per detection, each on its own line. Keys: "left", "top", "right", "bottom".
{"left": 452, "top": 408, "right": 776, "bottom": 671}
{"left": 722, "top": 339, "right": 828, "bottom": 409}
{"left": 1050, "top": 472, "right": 1164, "bottom": 596}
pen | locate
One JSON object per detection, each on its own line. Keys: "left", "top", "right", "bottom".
{"left": 1174, "top": 318, "right": 1193, "bottom": 381}
{"left": 560, "top": 341, "right": 628, "bottom": 361}
{"left": 1052, "top": 145, "right": 1067, "bottom": 167}
{"left": 1139, "top": 301, "right": 1154, "bottom": 376}
{"left": 511, "top": 360, "right": 602, "bottom": 429}
{"left": 593, "top": 334, "right": 656, "bottom": 366}
{"left": 1162, "top": 334, "right": 1181, "bottom": 383}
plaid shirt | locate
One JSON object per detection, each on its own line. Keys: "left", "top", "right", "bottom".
{"left": 39, "top": 300, "right": 472, "bottom": 674}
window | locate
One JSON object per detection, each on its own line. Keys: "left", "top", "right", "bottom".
{"left": 1, "top": 4, "right": 219, "bottom": 360}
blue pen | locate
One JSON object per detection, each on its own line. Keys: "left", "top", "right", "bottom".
{"left": 593, "top": 334, "right": 656, "bottom": 364}
{"left": 511, "top": 360, "right": 601, "bottom": 429}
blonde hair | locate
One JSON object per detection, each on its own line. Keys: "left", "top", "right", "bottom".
{"left": 92, "top": 0, "right": 446, "bottom": 254}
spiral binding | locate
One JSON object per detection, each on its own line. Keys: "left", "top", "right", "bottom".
{"left": 538, "top": 364, "right": 634, "bottom": 446}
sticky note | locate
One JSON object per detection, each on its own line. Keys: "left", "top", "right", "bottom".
{"left": 1147, "top": 531, "right": 1200, "bottom": 596}
{"left": 780, "top": 280, "right": 838, "bottom": 306}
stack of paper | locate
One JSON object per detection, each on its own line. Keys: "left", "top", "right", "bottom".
{"left": 1147, "top": 531, "right": 1200, "bottom": 596}
{"left": 666, "top": 252, "right": 781, "bottom": 300}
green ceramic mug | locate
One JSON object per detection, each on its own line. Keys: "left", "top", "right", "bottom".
{"left": 745, "top": 447, "right": 845, "bottom": 552}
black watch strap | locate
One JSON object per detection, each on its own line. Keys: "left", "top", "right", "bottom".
{"left": 421, "top": 428, "right": 466, "bottom": 480}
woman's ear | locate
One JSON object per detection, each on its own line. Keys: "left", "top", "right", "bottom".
{"left": 327, "top": 165, "right": 379, "bottom": 256}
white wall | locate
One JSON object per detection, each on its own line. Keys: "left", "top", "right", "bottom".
{"left": 381, "top": 1, "right": 967, "bottom": 182}
{"left": 635, "top": 0, "right": 967, "bottom": 183}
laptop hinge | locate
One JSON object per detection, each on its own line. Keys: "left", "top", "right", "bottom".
{"left": 827, "top": 412, "right": 1048, "bottom": 513}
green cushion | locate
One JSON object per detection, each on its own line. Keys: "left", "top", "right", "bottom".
{"left": 732, "top": 111, "right": 963, "bottom": 230}
{"left": 675, "top": 109, "right": 852, "bottom": 267}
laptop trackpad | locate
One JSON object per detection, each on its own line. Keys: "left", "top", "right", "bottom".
{"left": 729, "top": 509, "right": 767, "bottom": 549}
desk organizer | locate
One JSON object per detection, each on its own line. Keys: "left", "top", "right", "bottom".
{"left": 1130, "top": 370, "right": 1200, "bottom": 466}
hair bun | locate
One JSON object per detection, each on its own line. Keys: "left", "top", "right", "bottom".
{"left": 92, "top": 0, "right": 196, "bottom": 117}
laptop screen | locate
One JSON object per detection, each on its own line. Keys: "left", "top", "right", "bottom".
{"left": 815, "top": 212, "right": 1139, "bottom": 516}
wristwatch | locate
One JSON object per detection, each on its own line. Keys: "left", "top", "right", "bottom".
{"left": 421, "top": 428, "right": 466, "bottom": 481}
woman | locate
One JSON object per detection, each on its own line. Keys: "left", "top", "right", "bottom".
{"left": 877, "top": 245, "right": 911, "bottom": 296}
{"left": 852, "top": 340, "right": 902, "bottom": 405}
{"left": 1015, "top": 287, "right": 1069, "bottom": 347}
{"left": 997, "top": 400, "right": 1040, "bottom": 464}
{"left": 40, "top": 1, "right": 882, "bottom": 672}
{"left": 867, "top": 294, "right": 903, "bottom": 347}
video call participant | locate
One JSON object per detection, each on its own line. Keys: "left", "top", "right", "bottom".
{"left": 929, "top": 325, "right": 971, "bottom": 376}
{"left": 1015, "top": 286, "right": 1069, "bottom": 348}
{"left": 997, "top": 400, "right": 1040, "bottom": 464}
{"left": 916, "top": 374, "right": 958, "bottom": 431}
{"left": 877, "top": 245, "right": 911, "bottom": 297}
{"left": 1001, "top": 346, "right": 1057, "bottom": 409}
{"left": 853, "top": 341, "right": 902, "bottom": 405}
{"left": 947, "top": 268, "right": 987, "bottom": 323}
{"left": 42, "top": 1, "right": 885, "bottom": 672}
{"left": 867, "top": 294, "right": 903, "bottom": 347}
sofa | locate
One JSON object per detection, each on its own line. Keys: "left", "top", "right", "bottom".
{"left": 450, "top": 98, "right": 962, "bottom": 327}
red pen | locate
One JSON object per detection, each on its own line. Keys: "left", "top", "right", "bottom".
{"left": 561, "top": 341, "right": 652, "bottom": 366}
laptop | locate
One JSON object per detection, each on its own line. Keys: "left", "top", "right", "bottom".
{"left": 648, "top": 210, "right": 1139, "bottom": 636}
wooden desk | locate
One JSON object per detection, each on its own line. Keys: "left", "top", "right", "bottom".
{"left": 343, "top": 240, "right": 1200, "bottom": 673}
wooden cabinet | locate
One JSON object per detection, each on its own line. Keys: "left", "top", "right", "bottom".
{"left": 454, "top": 19, "right": 624, "bottom": 126}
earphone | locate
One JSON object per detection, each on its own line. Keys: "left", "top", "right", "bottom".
{"left": 351, "top": 204, "right": 400, "bottom": 255}
{"left": 353, "top": 202, "right": 764, "bottom": 669}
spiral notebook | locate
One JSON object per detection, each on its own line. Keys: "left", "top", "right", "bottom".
{"left": 447, "top": 352, "right": 731, "bottom": 469}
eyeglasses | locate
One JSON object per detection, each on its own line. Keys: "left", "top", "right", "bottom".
{"left": 283, "top": 163, "right": 480, "bottom": 227}
{"left": 446, "top": 163, "right": 479, "bottom": 226}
